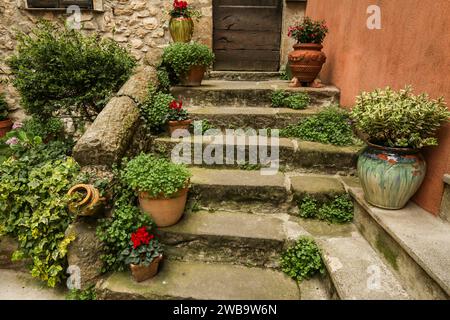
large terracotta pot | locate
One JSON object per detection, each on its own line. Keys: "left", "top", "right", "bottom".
{"left": 180, "top": 65, "right": 206, "bottom": 86}
{"left": 0, "top": 119, "right": 12, "bottom": 138}
{"left": 288, "top": 43, "right": 326, "bottom": 84}
{"left": 357, "top": 142, "right": 427, "bottom": 210}
{"left": 168, "top": 119, "right": 192, "bottom": 136}
{"left": 139, "top": 187, "right": 189, "bottom": 227}
{"left": 130, "top": 255, "right": 163, "bottom": 282}
{"left": 169, "top": 17, "right": 194, "bottom": 43}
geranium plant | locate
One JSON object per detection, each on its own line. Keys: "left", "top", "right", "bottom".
{"left": 288, "top": 17, "right": 328, "bottom": 44}
{"left": 169, "top": 0, "right": 201, "bottom": 19}
{"left": 168, "top": 100, "right": 189, "bottom": 121}
{"left": 120, "top": 226, "right": 163, "bottom": 267}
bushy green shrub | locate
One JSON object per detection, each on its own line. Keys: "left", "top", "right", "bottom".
{"left": 271, "top": 90, "right": 310, "bottom": 110}
{"left": 139, "top": 87, "right": 174, "bottom": 131}
{"left": 7, "top": 21, "right": 136, "bottom": 120}
{"left": 22, "top": 117, "right": 65, "bottom": 140}
{"left": 0, "top": 94, "right": 8, "bottom": 120}
{"left": 298, "top": 194, "right": 354, "bottom": 224}
{"left": 280, "top": 106, "right": 356, "bottom": 146}
{"left": 280, "top": 237, "right": 324, "bottom": 281}
{"left": 351, "top": 86, "right": 450, "bottom": 148}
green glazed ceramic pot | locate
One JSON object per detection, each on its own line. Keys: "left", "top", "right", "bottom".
{"left": 169, "top": 17, "right": 194, "bottom": 43}
{"left": 357, "top": 142, "right": 427, "bottom": 210}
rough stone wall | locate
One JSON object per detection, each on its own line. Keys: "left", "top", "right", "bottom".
{"left": 0, "top": 0, "right": 212, "bottom": 120}
{"left": 280, "top": 0, "right": 306, "bottom": 68}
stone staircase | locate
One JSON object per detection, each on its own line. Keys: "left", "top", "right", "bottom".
{"left": 96, "top": 73, "right": 428, "bottom": 300}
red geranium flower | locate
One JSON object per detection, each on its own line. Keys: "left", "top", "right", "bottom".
{"left": 130, "top": 226, "right": 154, "bottom": 249}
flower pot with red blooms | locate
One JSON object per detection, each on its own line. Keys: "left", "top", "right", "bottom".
{"left": 167, "top": 99, "right": 192, "bottom": 136}
{"left": 287, "top": 17, "right": 328, "bottom": 87}
{"left": 121, "top": 226, "right": 164, "bottom": 282}
{"left": 0, "top": 94, "right": 12, "bottom": 138}
{"left": 169, "top": 0, "right": 201, "bottom": 43}
{"left": 122, "top": 154, "right": 192, "bottom": 227}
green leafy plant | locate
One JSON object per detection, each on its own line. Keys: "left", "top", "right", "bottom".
{"left": 122, "top": 153, "right": 191, "bottom": 198}
{"left": 161, "top": 42, "right": 215, "bottom": 82}
{"left": 120, "top": 226, "right": 163, "bottom": 266}
{"left": 298, "top": 194, "right": 354, "bottom": 224}
{"left": 0, "top": 93, "right": 9, "bottom": 121}
{"left": 157, "top": 66, "right": 172, "bottom": 92}
{"left": 139, "top": 87, "right": 174, "bottom": 131}
{"left": 280, "top": 106, "right": 357, "bottom": 146}
{"left": 350, "top": 86, "right": 450, "bottom": 149}
{"left": 288, "top": 17, "right": 328, "bottom": 44}
{"left": 280, "top": 237, "right": 325, "bottom": 281}
{"left": 298, "top": 195, "right": 318, "bottom": 219}
{"left": 7, "top": 21, "right": 136, "bottom": 121}
{"left": 271, "top": 90, "right": 310, "bottom": 110}
{"left": 66, "top": 285, "right": 97, "bottom": 300}
{"left": 22, "top": 117, "right": 65, "bottom": 141}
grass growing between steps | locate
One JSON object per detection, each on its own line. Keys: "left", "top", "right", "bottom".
{"left": 271, "top": 90, "right": 310, "bottom": 110}
{"left": 298, "top": 194, "right": 354, "bottom": 224}
{"left": 280, "top": 237, "right": 325, "bottom": 282}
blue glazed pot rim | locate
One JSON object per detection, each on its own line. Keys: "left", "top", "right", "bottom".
{"left": 366, "top": 141, "right": 421, "bottom": 154}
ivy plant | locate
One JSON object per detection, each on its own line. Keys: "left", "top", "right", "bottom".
{"left": 280, "top": 237, "right": 325, "bottom": 282}
{"left": 271, "top": 90, "right": 310, "bottom": 110}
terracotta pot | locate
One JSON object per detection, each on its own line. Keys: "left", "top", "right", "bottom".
{"left": 168, "top": 119, "right": 192, "bottom": 136}
{"left": 0, "top": 119, "right": 13, "bottom": 138}
{"left": 357, "top": 142, "right": 427, "bottom": 210}
{"left": 139, "top": 187, "right": 189, "bottom": 227}
{"left": 169, "top": 17, "right": 194, "bottom": 43}
{"left": 288, "top": 43, "right": 327, "bottom": 84}
{"left": 67, "top": 184, "right": 105, "bottom": 217}
{"left": 130, "top": 255, "right": 163, "bottom": 282}
{"left": 180, "top": 65, "right": 206, "bottom": 86}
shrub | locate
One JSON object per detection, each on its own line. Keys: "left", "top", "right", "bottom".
{"left": 161, "top": 42, "right": 214, "bottom": 82}
{"left": 271, "top": 90, "right": 310, "bottom": 110}
{"left": 0, "top": 94, "right": 8, "bottom": 121}
{"left": 22, "top": 117, "right": 65, "bottom": 140}
{"left": 288, "top": 17, "right": 328, "bottom": 44}
{"left": 298, "top": 194, "right": 354, "bottom": 224}
{"left": 139, "top": 87, "right": 174, "bottom": 131}
{"left": 350, "top": 86, "right": 450, "bottom": 149}
{"left": 280, "top": 237, "right": 325, "bottom": 281}
{"left": 122, "top": 153, "right": 191, "bottom": 198}
{"left": 7, "top": 21, "right": 136, "bottom": 121}
{"left": 280, "top": 106, "right": 356, "bottom": 146}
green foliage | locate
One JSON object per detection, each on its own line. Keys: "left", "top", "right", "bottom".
{"left": 271, "top": 90, "right": 310, "bottom": 110}
{"left": 288, "top": 17, "right": 328, "bottom": 44}
{"left": 161, "top": 42, "right": 214, "bottom": 82}
{"left": 298, "top": 194, "right": 354, "bottom": 224}
{"left": 139, "top": 87, "right": 174, "bottom": 132}
{"left": 351, "top": 86, "right": 450, "bottom": 149}
{"left": 280, "top": 237, "right": 325, "bottom": 282}
{"left": 122, "top": 153, "right": 191, "bottom": 198}
{"left": 0, "top": 93, "right": 9, "bottom": 120}
{"left": 120, "top": 226, "right": 163, "bottom": 266}
{"left": 66, "top": 285, "right": 97, "bottom": 300}
{"left": 156, "top": 66, "right": 172, "bottom": 92}
{"left": 280, "top": 106, "right": 357, "bottom": 146}
{"left": 22, "top": 117, "right": 65, "bottom": 141}
{"left": 7, "top": 21, "right": 136, "bottom": 120}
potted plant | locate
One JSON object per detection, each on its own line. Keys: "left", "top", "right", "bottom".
{"left": 169, "top": 0, "right": 200, "bottom": 43}
{"left": 161, "top": 42, "right": 215, "bottom": 86}
{"left": 350, "top": 86, "right": 450, "bottom": 209}
{"left": 121, "top": 226, "right": 163, "bottom": 282}
{"left": 287, "top": 17, "right": 328, "bottom": 87}
{"left": 122, "top": 153, "right": 192, "bottom": 227}
{"left": 0, "top": 94, "right": 12, "bottom": 137}
{"left": 167, "top": 99, "right": 191, "bottom": 136}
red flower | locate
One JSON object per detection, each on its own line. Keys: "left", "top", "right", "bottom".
{"left": 130, "top": 226, "right": 154, "bottom": 249}
{"left": 169, "top": 100, "right": 183, "bottom": 110}
{"left": 174, "top": 0, "right": 188, "bottom": 10}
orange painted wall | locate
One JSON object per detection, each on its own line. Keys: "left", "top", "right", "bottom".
{"left": 305, "top": 0, "right": 450, "bottom": 215}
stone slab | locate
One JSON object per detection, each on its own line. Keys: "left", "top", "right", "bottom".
{"left": 290, "top": 174, "right": 345, "bottom": 202}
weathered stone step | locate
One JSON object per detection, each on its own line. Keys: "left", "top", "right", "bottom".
{"left": 319, "top": 232, "right": 410, "bottom": 300}
{"left": 159, "top": 210, "right": 305, "bottom": 268}
{"left": 171, "top": 80, "right": 340, "bottom": 108}
{"left": 186, "top": 106, "right": 321, "bottom": 129}
{"left": 96, "top": 260, "right": 301, "bottom": 300}
{"left": 206, "top": 71, "right": 281, "bottom": 81}
{"left": 349, "top": 187, "right": 450, "bottom": 299}
{"left": 153, "top": 136, "right": 360, "bottom": 174}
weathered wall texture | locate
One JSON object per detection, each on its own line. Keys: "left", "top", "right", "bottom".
{"left": 306, "top": 0, "right": 450, "bottom": 215}
{"left": 280, "top": 0, "right": 306, "bottom": 67}
{"left": 0, "top": 0, "right": 212, "bottom": 120}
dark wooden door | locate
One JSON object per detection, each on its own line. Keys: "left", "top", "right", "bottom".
{"left": 213, "top": 0, "right": 282, "bottom": 71}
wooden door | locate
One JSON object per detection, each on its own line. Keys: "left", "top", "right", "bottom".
{"left": 213, "top": 0, "right": 282, "bottom": 71}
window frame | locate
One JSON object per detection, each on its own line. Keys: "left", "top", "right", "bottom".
{"left": 20, "top": 0, "right": 103, "bottom": 12}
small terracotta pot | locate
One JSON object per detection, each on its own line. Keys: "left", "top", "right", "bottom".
{"left": 168, "top": 119, "right": 192, "bottom": 136}
{"left": 0, "top": 119, "right": 13, "bottom": 138}
{"left": 180, "top": 65, "right": 206, "bottom": 86}
{"left": 169, "top": 17, "right": 194, "bottom": 43}
{"left": 139, "top": 187, "right": 189, "bottom": 227}
{"left": 288, "top": 43, "right": 327, "bottom": 84}
{"left": 67, "top": 184, "right": 105, "bottom": 217}
{"left": 130, "top": 255, "right": 163, "bottom": 282}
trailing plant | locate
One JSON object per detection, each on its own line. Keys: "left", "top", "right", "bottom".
{"left": 66, "top": 285, "right": 97, "bottom": 300}
{"left": 169, "top": 0, "right": 201, "bottom": 19}
{"left": 0, "top": 93, "right": 9, "bottom": 121}
{"left": 288, "top": 17, "right": 328, "bottom": 44}
{"left": 122, "top": 153, "right": 191, "bottom": 198}
{"left": 161, "top": 42, "right": 215, "bottom": 82}
{"left": 298, "top": 194, "right": 354, "bottom": 224}
{"left": 280, "top": 237, "right": 325, "bottom": 282}
{"left": 280, "top": 106, "right": 357, "bottom": 146}
{"left": 120, "top": 226, "right": 163, "bottom": 266}
{"left": 7, "top": 21, "right": 136, "bottom": 121}
{"left": 168, "top": 100, "right": 189, "bottom": 121}
{"left": 139, "top": 87, "right": 174, "bottom": 132}
{"left": 271, "top": 90, "right": 310, "bottom": 110}
{"left": 350, "top": 86, "right": 450, "bottom": 149}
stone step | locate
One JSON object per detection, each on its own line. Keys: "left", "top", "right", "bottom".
{"left": 96, "top": 260, "right": 301, "bottom": 300}
{"left": 206, "top": 71, "right": 281, "bottom": 81}
{"left": 318, "top": 232, "right": 410, "bottom": 300}
{"left": 159, "top": 210, "right": 306, "bottom": 268}
{"left": 171, "top": 80, "right": 340, "bottom": 108}
{"left": 349, "top": 187, "right": 450, "bottom": 299}
{"left": 186, "top": 106, "right": 321, "bottom": 129}
{"left": 153, "top": 136, "right": 360, "bottom": 174}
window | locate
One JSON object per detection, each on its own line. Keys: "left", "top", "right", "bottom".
{"left": 27, "top": 0, "right": 94, "bottom": 9}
